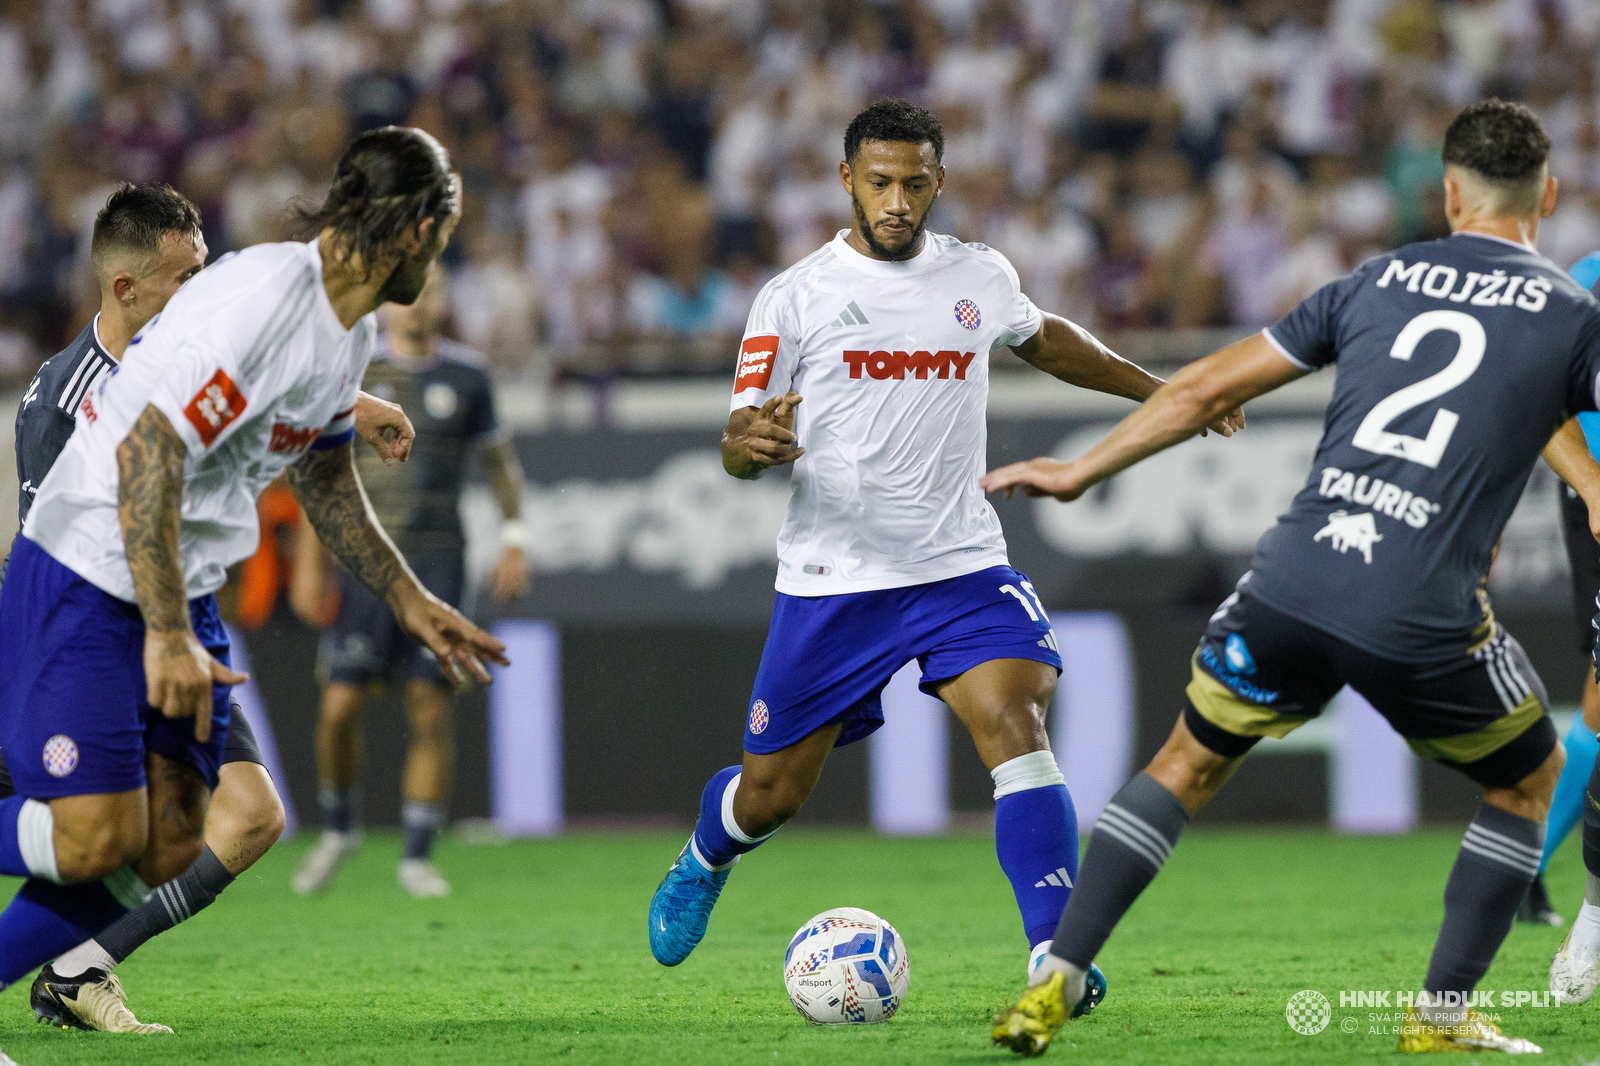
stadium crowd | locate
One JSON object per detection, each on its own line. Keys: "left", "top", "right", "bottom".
{"left": 0, "top": 0, "right": 1597, "bottom": 381}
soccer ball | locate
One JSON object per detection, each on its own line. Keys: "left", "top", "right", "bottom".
{"left": 782, "top": 907, "right": 910, "bottom": 1024}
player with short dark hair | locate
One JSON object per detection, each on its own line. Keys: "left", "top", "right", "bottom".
{"left": 987, "top": 97, "right": 1594, "bottom": 1056}
{"left": 645, "top": 98, "right": 1241, "bottom": 989}
{"left": 0, "top": 127, "right": 505, "bottom": 1031}
{"left": 291, "top": 260, "right": 530, "bottom": 898}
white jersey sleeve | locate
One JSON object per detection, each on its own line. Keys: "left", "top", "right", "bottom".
{"left": 976, "top": 244, "right": 1044, "bottom": 353}
{"left": 730, "top": 278, "right": 803, "bottom": 411}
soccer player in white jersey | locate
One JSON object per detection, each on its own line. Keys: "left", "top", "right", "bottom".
{"left": 647, "top": 100, "right": 1242, "bottom": 991}
{"left": 0, "top": 126, "right": 506, "bottom": 1024}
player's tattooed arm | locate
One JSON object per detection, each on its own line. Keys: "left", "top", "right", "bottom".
{"left": 118, "top": 405, "right": 191, "bottom": 633}
{"left": 1013, "top": 313, "right": 1245, "bottom": 437}
{"left": 118, "top": 404, "right": 245, "bottom": 740}
{"left": 288, "top": 443, "right": 509, "bottom": 684}
{"left": 723, "top": 393, "right": 805, "bottom": 479}
{"left": 286, "top": 441, "right": 409, "bottom": 597}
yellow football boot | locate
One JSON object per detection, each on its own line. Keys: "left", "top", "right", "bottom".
{"left": 992, "top": 971, "right": 1068, "bottom": 1057}
{"left": 1396, "top": 1008, "right": 1540, "bottom": 1054}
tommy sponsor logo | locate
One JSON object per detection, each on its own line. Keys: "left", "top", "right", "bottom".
{"left": 268, "top": 423, "right": 322, "bottom": 454}
{"left": 749, "top": 699, "right": 770, "bottom": 735}
{"left": 183, "top": 369, "right": 247, "bottom": 446}
{"left": 1318, "top": 466, "right": 1440, "bottom": 528}
{"left": 1374, "top": 258, "right": 1552, "bottom": 312}
{"left": 843, "top": 350, "right": 976, "bottom": 380}
{"left": 1034, "top": 866, "right": 1072, "bottom": 889}
{"left": 736, "top": 335, "right": 779, "bottom": 392}
{"left": 80, "top": 392, "right": 97, "bottom": 423}
{"left": 42, "top": 735, "right": 78, "bottom": 778}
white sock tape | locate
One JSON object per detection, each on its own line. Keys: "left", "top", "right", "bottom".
{"left": 992, "top": 750, "right": 1066, "bottom": 800}
{"left": 18, "top": 799, "right": 61, "bottom": 884}
{"left": 721, "top": 772, "right": 778, "bottom": 845}
{"left": 102, "top": 864, "right": 151, "bottom": 910}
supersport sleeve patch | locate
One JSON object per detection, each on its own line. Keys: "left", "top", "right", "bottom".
{"left": 182, "top": 369, "right": 248, "bottom": 447}
{"left": 735, "top": 334, "right": 780, "bottom": 393}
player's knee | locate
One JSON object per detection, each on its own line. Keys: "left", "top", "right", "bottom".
{"left": 320, "top": 684, "right": 365, "bottom": 728}
{"left": 259, "top": 788, "right": 288, "bottom": 849}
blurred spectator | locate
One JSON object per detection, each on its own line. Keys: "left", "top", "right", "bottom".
{"left": 0, "top": 0, "right": 1593, "bottom": 381}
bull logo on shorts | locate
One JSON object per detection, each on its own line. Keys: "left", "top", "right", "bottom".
{"left": 749, "top": 699, "right": 769, "bottom": 735}
{"left": 1314, "top": 510, "right": 1382, "bottom": 564}
{"left": 42, "top": 735, "right": 78, "bottom": 778}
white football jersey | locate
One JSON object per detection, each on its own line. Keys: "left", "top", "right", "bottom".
{"left": 25, "top": 240, "right": 373, "bottom": 602}
{"left": 733, "top": 230, "right": 1042, "bottom": 596}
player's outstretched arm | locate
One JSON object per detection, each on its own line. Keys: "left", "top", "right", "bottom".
{"left": 1013, "top": 313, "right": 1244, "bottom": 437}
{"left": 1543, "top": 417, "right": 1600, "bottom": 543}
{"left": 118, "top": 405, "right": 247, "bottom": 741}
{"left": 982, "top": 332, "right": 1305, "bottom": 502}
{"left": 287, "top": 441, "right": 509, "bottom": 685}
{"left": 722, "top": 393, "right": 805, "bottom": 479}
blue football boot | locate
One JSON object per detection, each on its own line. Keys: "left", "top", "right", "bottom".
{"left": 648, "top": 837, "right": 734, "bottom": 966}
{"left": 1074, "top": 963, "right": 1108, "bottom": 1018}
{"left": 1028, "top": 940, "right": 1107, "bottom": 1018}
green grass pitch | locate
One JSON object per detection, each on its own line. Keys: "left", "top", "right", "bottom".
{"left": 0, "top": 828, "right": 1594, "bottom": 1064}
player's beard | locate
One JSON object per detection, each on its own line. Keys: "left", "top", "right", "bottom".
{"left": 851, "top": 194, "right": 930, "bottom": 262}
{"left": 375, "top": 247, "right": 436, "bottom": 306}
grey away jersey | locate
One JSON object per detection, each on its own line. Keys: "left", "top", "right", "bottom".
{"left": 1247, "top": 231, "right": 1600, "bottom": 661}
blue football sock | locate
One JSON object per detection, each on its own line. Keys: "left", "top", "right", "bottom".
{"left": 0, "top": 879, "right": 127, "bottom": 989}
{"left": 993, "top": 751, "right": 1079, "bottom": 948}
{"left": 690, "top": 765, "right": 775, "bottom": 870}
{"left": 1542, "top": 716, "right": 1598, "bottom": 873}
{"left": 0, "top": 794, "right": 57, "bottom": 880}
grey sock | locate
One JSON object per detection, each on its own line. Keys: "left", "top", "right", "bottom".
{"left": 319, "top": 785, "right": 361, "bottom": 834}
{"left": 97, "top": 846, "right": 235, "bottom": 965}
{"left": 1051, "top": 772, "right": 1189, "bottom": 968}
{"left": 402, "top": 800, "right": 444, "bottom": 861}
{"left": 1423, "top": 804, "right": 1542, "bottom": 999}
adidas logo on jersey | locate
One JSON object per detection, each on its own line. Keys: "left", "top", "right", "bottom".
{"left": 843, "top": 350, "right": 976, "bottom": 381}
{"left": 827, "top": 302, "right": 871, "bottom": 328}
{"left": 1034, "top": 867, "right": 1072, "bottom": 889}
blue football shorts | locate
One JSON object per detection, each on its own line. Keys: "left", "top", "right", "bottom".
{"left": 0, "top": 536, "right": 233, "bottom": 798}
{"left": 743, "top": 564, "right": 1062, "bottom": 754}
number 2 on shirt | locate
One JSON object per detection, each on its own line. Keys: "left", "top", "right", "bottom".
{"left": 1351, "top": 309, "right": 1486, "bottom": 469}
